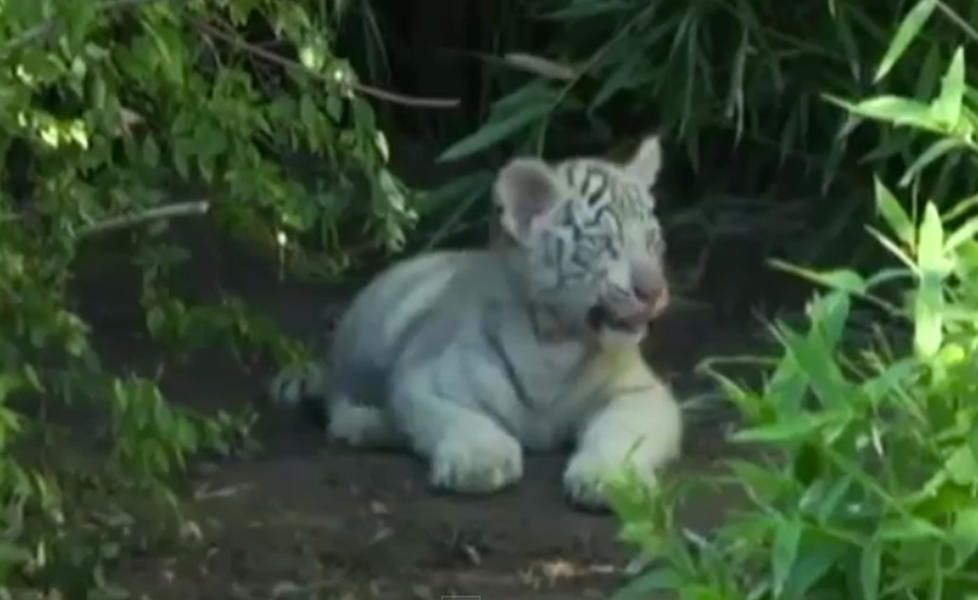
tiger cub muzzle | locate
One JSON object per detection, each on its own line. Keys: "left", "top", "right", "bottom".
{"left": 587, "top": 283, "right": 670, "bottom": 334}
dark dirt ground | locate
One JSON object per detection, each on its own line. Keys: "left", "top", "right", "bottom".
{"left": 86, "top": 268, "right": 765, "bottom": 600}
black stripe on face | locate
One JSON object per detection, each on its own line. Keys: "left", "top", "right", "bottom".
{"left": 565, "top": 163, "right": 580, "bottom": 189}
{"left": 580, "top": 202, "right": 610, "bottom": 229}
{"left": 583, "top": 166, "right": 610, "bottom": 206}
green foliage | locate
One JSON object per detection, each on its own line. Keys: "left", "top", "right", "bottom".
{"left": 0, "top": 0, "right": 411, "bottom": 594}
{"left": 395, "top": 0, "right": 978, "bottom": 281}
{"left": 608, "top": 4, "right": 978, "bottom": 598}
{"left": 439, "top": 0, "right": 972, "bottom": 172}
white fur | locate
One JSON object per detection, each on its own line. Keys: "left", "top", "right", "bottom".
{"left": 269, "top": 135, "right": 683, "bottom": 510}
{"left": 268, "top": 362, "right": 325, "bottom": 408}
{"left": 327, "top": 396, "right": 401, "bottom": 447}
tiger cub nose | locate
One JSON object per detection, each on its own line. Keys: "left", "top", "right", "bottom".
{"left": 632, "top": 283, "right": 669, "bottom": 316}
{"left": 632, "top": 284, "right": 663, "bottom": 305}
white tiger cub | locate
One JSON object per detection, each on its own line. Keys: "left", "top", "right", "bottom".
{"left": 270, "top": 134, "right": 682, "bottom": 510}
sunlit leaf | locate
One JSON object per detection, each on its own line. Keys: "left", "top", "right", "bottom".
{"left": 732, "top": 409, "right": 852, "bottom": 444}
{"left": 873, "top": 178, "right": 916, "bottom": 248}
{"left": 950, "top": 507, "right": 978, "bottom": 567}
{"left": 874, "top": 0, "right": 938, "bottom": 83}
{"left": 944, "top": 217, "right": 978, "bottom": 254}
{"left": 931, "top": 47, "right": 966, "bottom": 128}
{"left": 828, "top": 94, "right": 942, "bottom": 133}
{"left": 946, "top": 445, "right": 978, "bottom": 485}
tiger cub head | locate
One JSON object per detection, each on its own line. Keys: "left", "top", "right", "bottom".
{"left": 493, "top": 134, "right": 668, "bottom": 349}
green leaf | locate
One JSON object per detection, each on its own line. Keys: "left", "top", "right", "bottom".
{"left": 830, "top": 94, "right": 943, "bottom": 133}
{"left": 914, "top": 202, "right": 946, "bottom": 358}
{"left": 612, "top": 568, "right": 680, "bottom": 598}
{"left": 946, "top": 445, "right": 978, "bottom": 485}
{"left": 732, "top": 409, "right": 851, "bottom": 444}
{"left": 0, "top": 541, "right": 32, "bottom": 566}
{"left": 918, "top": 201, "right": 946, "bottom": 269}
{"left": 944, "top": 217, "right": 978, "bottom": 256}
{"left": 875, "top": 177, "right": 915, "bottom": 247}
{"left": 769, "top": 261, "right": 868, "bottom": 296}
{"left": 142, "top": 136, "right": 160, "bottom": 168}
{"left": 874, "top": 0, "right": 938, "bottom": 83}
{"left": 806, "top": 290, "right": 852, "bottom": 351}
{"left": 438, "top": 102, "right": 552, "bottom": 162}
{"left": 772, "top": 517, "right": 803, "bottom": 595}
{"left": 860, "top": 536, "right": 881, "bottom": 600}
{"left": 879, "top": 517, "right": 945, "bottom": 541}
{"left": 325, "top": 95, "right": 343, "bottom": 122}
{"left": 950, "top": 507, "right": 978, "bottom": 567}
{"left": 540, "top": 0, "right": 633, "bottom": 20}
{"left": 764, "top": 352, "right": 809, "bottom": 416}
{"left": 931, "top": 47, "right": 966, "bottom": 128}
{"left": 860, "top": 358, "right": 920, "bottom": 406}
{"left": 898, "top": 138, "right": 964, "bottom": 188}
{"left": 815, "top": 476, "right": 852, "bottom": 523}
{"left": 914, "top": 276, "right": 944, "bottom": 359}
{"left": 299, "top": 94, "right": 318, "bottom": 136}
{"left": 728, "top": 458, "right": 791, "bottom": 500}
{"left": 942, "top": 194, "right": 978, "bottom": 224}
{"left": 782, "top": 534, "right": 847, "bottom": 599}
{"left": 777, "top": 324, "right": 851, "bottom": 410}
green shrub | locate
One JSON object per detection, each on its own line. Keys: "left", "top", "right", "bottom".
{"left": 608, "top": 3, "right": 978, "bottom": 598}
{"left": 0, "top": 0, "right": 415, "bottom": 594}
{"left": 401, "top": 0, "right": 978, "bottom": 279}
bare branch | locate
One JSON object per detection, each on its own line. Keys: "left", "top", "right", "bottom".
{"left": 192, "top": 19, "right": 460, "bottom": 110}
{"left": 77, "top": 201, "right": 210, "bottom": 238}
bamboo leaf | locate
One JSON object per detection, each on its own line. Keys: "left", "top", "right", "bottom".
{"left": 874, "top": 0, "right": 938, "bottom": 83}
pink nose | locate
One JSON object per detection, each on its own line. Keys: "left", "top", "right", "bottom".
{"left": 633, "top": 284, "right": 664, "bottom": 304}
{"left": 633, "top": 284, "right": 669, "bottom": 315}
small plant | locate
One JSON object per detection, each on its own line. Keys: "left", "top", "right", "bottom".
{"left": 608, "top": 3, "right": 978, "bottom": 598}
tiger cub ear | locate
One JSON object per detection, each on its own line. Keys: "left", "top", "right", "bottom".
{"left": 493, "top": 158, "right": 563, "bottom": 242}
{"left": 624, "top": 134, "right": 663, "bottom": 189}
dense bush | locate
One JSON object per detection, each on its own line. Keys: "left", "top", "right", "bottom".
{"left": 608, "top": 2, "right": 978, "bottom": 598}
{"left": 0, "top": 0, "right": 421, "bottom": 594}
{"left": 397, "top": 0, "right": 978, "bottom": 284}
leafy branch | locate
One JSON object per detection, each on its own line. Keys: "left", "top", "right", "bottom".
{"left": 192, "top": 18, "right": 460, "bottom": 109}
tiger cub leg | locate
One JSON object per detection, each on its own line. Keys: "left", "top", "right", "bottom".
{"left": 391, "top": 370, "right": 523, "bottom": 494}
{"left": 563, "top": 378, "right": 683, "bottom": 510}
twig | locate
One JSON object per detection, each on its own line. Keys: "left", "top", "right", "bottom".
{"left": 77, "top": 201, "right": 210, "bottom": 238}
{"left": 193, "top": 19, "right": 460, "bottom": 110}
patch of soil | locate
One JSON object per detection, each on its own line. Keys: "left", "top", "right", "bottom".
{"left": 98, "top": 284, "right": 753, "bottom": 600}
{"left": 69, "top": 215, "right": 772, "bottom": 599}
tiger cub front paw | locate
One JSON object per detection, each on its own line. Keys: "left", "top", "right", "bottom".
{"left": 429, "top": 426, "right": 523, "bottom": 494}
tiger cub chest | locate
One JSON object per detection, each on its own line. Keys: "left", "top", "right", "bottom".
{"left": 481, "top": 301, "right": 596, "bottom": 409}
